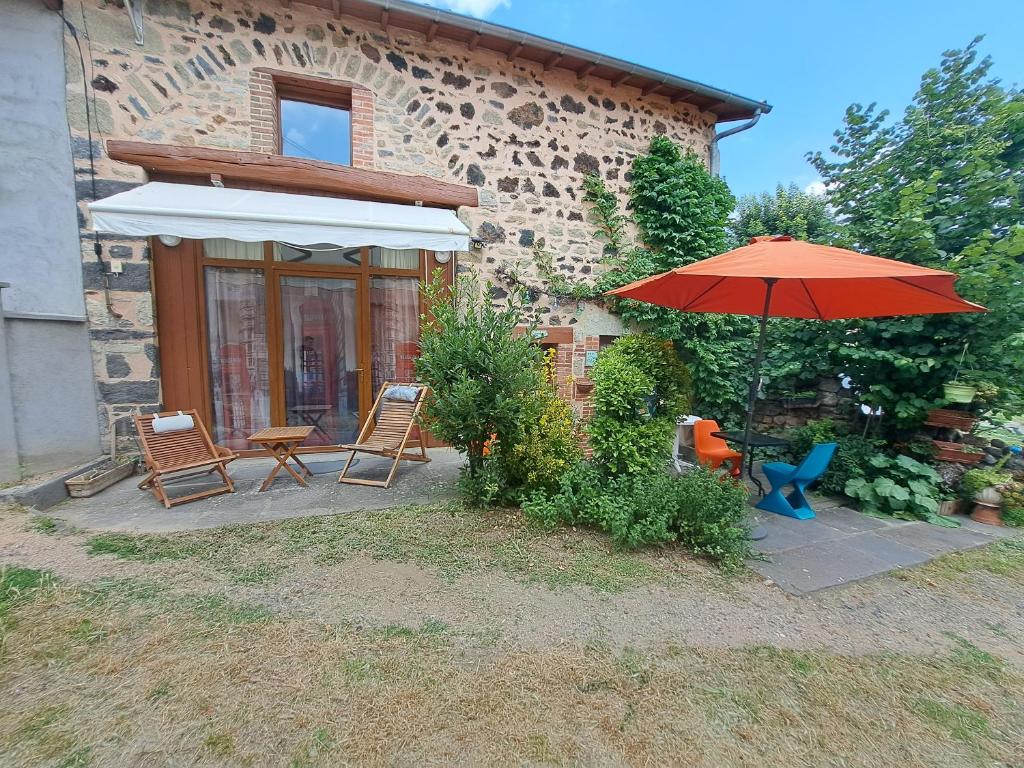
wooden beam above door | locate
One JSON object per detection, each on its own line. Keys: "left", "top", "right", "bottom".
{"left": 106, "top": 140, "right": 480, "bottom": 209}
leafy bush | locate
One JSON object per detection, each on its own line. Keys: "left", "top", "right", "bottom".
{"left": 672, "top": 466, "right": 753, "bottom": 572}
{"left": 588, "top": 334, "right": 692, "bottom": 475}
{"left": 416, "top": 274, "right": 543, "bottom": 480}
{"left": 498, "top": 351, "right": 582, "bottom": 499}
{"left": 785, "top": 419, "right": 882, "bottom": 496}
{"left": 844, "top": 454, "right": 954, "bottom": 527}
{"left": 959, "top": 468, "right": 1013, "bottom": 501}
{"left": 523, "top": 464, "right": 752, "bottom": 571}
{"left": 1001, "top": 482, "right": 1024, "bottom": 527}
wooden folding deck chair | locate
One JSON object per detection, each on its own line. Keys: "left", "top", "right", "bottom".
{"left": 134, "top": 409, "right": 238, "bottom": 508}
{"left": 338, "top": 382, "right": 430, "bottom": 488}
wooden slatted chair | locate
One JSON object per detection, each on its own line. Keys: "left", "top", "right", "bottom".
{"left": 134, "top": 409, "right": 238, "bottom": 508}
{"left": 338, "top": 382, "right": 430, "bottom": 488}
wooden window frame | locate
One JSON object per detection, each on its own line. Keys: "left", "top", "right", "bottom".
{"left": 154, "top": 238, "right": 453, "bottom": 457}
{"left": 272, "top": 72, "right": 354, "bottom": 165}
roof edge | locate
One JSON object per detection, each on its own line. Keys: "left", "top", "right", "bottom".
{"left": 357, "top": 0, "right": 771, "bottom": 121}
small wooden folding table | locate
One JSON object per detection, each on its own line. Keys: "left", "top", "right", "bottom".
{"left": 248, "top": 426, "right": 315, "bottom": 492}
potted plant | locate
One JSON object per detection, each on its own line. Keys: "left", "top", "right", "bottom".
{"left": 960, "top": 467, "right": 1011, "bottom": 526}
{"left": 971, "top": 485, "right": 1003, "bottom": 526}
{"left": 943, "top": 343, "right": 977, "bottom": 404}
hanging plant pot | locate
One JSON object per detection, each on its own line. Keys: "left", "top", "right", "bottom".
{"left": 943, "top": 382, "right": 977, "bottom": 404}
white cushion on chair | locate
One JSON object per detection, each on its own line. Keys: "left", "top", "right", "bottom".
{"left": 383, "top": 385, "right": 421, "bottom": 402}
{"left": 152, "top": 411, "right": 195, "bottom": 433}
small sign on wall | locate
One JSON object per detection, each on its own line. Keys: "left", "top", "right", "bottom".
{"left": 584, "top": 350, "right": 598, "bottom": 367}
{"left": 572, "top": 355, "right": 585, "bottom": 377}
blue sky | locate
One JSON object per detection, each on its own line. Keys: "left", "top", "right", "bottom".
{"left": 421, "top": 0, "right": 1023, "bottom": 199}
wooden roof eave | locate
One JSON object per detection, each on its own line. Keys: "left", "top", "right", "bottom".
{"left": 286, "top": 0, "right": 771, "bottom": 123}
{"left": 105, "top": 141, "right": 480, "bottom": 209}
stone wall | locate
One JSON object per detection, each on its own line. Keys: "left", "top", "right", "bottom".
{"left": 752, "top": 378, "right": 855, "bottom": 434}
{"left": 63, "top": 0, "right": 716, "bottom": 430}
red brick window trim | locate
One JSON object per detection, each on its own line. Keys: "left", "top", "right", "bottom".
{"left": 249, "top": 68, "right": 375, "bottom": 170}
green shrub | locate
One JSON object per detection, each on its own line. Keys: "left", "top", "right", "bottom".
{"left": 1001, "top": 482, "right": 1024, "bottom": 527}
{"left": 415, "top": 274, "right": 544, "bottom": 494}
{"left": 523, "top": 464, "right": 752, "bottom": 570}
{"left": 845, "top": 454, "right": 955, "bottom": 527}
{"left": 785, "top": 419, "right": 882, "bottom": 497}
{"left": 588, "top": 334, "right": 692, "bottom": 476}
{"left": 672, "top": 466, "right": 752, "bottom": 572}
{"left": 959, "top": 468, "right": 1013, "bottom": 501}
{"left": 498, "top": 351, "right": 582, "bottom": 499}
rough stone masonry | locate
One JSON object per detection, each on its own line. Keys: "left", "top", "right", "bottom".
{"left": 63, "top": 0, "right": 717, "bottom": 435}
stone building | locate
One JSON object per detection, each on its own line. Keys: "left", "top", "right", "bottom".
{"left": 7, "top": 0, "right": 769, "bottom": 462}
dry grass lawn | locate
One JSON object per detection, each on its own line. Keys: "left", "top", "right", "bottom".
{"left": 1, "top": 504, "right": 1023, "bottom": 767}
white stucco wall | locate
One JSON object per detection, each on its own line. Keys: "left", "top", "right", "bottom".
{"left": 0, "top": 0, "right": 101, "bottom": 480}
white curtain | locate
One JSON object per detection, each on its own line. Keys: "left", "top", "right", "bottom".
{"left": 203, "top": 238, "right": 264, "bottom": 261}
{"left": 371, "top": 247, "right": 419, "bottom": 269}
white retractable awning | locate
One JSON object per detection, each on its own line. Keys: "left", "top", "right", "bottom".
{"left": 88, "top": 182, "right": 471, "bottom": 251}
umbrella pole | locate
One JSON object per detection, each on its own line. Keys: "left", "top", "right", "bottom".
{"left": 741, "top": 278, "right": 777, "bottom": 484}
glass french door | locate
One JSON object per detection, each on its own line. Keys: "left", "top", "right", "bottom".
{"left": 369, "top": 276, "right": 420, "bottom": 395}
{"left": 200, "top": 242, "right": 428, "bottom": 454}
{"left": 279, "top": 275, "right": 361, "bottom": 446}
{"left": 205, "top": 266, "right": 272, "bottom": 452}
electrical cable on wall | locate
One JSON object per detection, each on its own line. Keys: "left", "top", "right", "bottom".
{"left": 58, "top": 4, "right": 124, "bottom": 319}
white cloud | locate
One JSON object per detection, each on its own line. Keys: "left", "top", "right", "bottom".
{"left": 419, "top": 0, "right": 510, "bottom": 19}
{"left": 804, "top": 181, "right": 827, "bottom": 197}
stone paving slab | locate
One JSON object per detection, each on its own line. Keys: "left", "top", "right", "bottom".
{"left": 877, "top": 521, "right": 995, "bottom": 556}
{"left": 44, "top": 449, "right": 463, "bottom": 533}
{"left": 752, "top": 538, "right": 905, "bottom": 595}
{"left": 750, "top": 499, "right": 1018, "bottom": 595}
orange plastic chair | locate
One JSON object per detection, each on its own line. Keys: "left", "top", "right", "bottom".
{"left": 693, "top": 419, "right": 742, "bottom": 477}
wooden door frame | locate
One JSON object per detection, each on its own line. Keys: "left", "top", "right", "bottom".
{"left": 152, "top": 239, "right": 451, "bottom": 456}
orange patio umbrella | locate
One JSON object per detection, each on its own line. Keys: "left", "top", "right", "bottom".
{"left": 606, "top": 236, "right": 986, "bottom": 470}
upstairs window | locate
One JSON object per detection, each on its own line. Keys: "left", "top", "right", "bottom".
{"left": 276, "top": 76, "right": 352, "bottom": 166}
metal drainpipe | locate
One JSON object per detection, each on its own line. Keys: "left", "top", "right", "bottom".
{"left": 709, "top": 107, "right": 763, "bottom": 176}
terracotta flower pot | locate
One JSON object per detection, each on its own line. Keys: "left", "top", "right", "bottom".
{"left": 970, "top": 502, "right": 1003, "bottom": 526}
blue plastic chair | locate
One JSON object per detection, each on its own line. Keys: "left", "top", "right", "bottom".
{"left": 755, "top": 443, "right": 837, "bottom": 520}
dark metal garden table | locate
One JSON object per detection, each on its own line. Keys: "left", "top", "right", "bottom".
{"left": 712, "top": 430, "right": 789, "bottom": 496}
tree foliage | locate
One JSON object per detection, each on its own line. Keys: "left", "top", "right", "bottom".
{"left": 728, "top": 183, "right": 844, "bottom": 248}
{"left": 415, "top": 275, "right": 543, "bottom": 477}
{"left": 809, "top": 38, "right": 1024, "bottom": 424}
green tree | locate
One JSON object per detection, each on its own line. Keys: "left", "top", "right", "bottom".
{"left": 415, "top": 275, "right": 543, "bottom": 478}
{"left": 809, "top": 38, "right": 1024, "bottom": 424}
{"left": 728, "top": 183, "right": 844, "bottom": 248}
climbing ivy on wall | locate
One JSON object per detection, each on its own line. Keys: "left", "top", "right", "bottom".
{"left": 587, "top": 136, "right": 754, "bottom": 424}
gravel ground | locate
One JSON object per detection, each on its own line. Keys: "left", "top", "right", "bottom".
{"left": 3, "top": 507, "right": 1022, "bottom": 665}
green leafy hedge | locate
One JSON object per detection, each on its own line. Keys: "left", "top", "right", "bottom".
{"left": 523, "top": 463, "right": 752, "bottom": 571}
{"left": 588, "top": 334, "right": 692, "bottom": 476}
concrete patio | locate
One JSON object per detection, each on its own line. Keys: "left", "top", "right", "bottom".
{"left": 748, "top": 492, "right": 1020, "bottom": 595}
{"left": 46, "top": 448, "right": 463, "bottom": 533}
